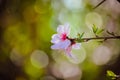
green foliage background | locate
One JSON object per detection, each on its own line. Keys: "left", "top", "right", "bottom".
{"left": 0, "top": 0, "right": 120, "bottom": 80}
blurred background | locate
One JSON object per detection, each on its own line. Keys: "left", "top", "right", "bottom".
{"left": 0, "top": 0, "right": 120, "bottom": 80}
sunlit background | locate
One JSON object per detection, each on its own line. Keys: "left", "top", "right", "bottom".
{"left": 0, "top": 0, "right": 120, "bottom": 80}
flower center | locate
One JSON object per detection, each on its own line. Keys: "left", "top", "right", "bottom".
{"left": 70, "top": 39, "right": 75, "bottom": 45}
{"left": 61, "top": 33, "right": 67, "bottom": 40}
{"left": 71, "top": 41, "right": 75, "bottom": 45}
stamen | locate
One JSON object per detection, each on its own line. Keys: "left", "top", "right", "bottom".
{"left": 61, "top": 33, "right": 67, "bottom": 40}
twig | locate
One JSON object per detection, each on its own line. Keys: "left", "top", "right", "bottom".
{"left": 76, "top": 36, "right": 120, "bottom": 42}
{"left": 93, "top": 0, "right": 107, "bottom": 9}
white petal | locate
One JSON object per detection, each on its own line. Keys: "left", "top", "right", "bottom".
{"left": 57, "top": 25, "right": 64, "bottom": 34}
{"left": 72, "top": 43, "right": 81, "bottom": 49}
{"left": 64, "top": 23, "right": 70, "bottom": 35}
{"left": 51, "top": 39, "right": 71, "bottom": 50}
{"left": 51, "top": 44, "right": 61, "bottom": 49}
{"left": 57, "top": 23, "right": 70, "bottom": 35}
{"left": 51, "top": 34, "right": 60, "bottom": 43}
{"left": 59, "top": 39, "right": 71, "bottom": 49}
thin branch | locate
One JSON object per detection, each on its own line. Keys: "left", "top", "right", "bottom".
{"left": 76, "top": 36, "right": 120, "bottom": 42}
{"left": 93, "top": 0, "right": 107, "bottom": 9}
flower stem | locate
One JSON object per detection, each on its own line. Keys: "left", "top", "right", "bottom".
{"left": 76, "top": 36, "right": 120, "bottom": 42}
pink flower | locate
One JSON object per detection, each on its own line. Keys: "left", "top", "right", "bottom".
{"left": 51, "top": 23, "right": 81, "bottom": 57}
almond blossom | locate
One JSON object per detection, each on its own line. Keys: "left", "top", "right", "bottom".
{"left": 51, "top": 23, "right": 81, "bottom": 57}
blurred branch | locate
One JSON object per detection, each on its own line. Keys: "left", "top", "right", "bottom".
{"left": 117, "top": 0, "right": 120, "bottom": 3}
{"left": 76, "top": 36, "right": 120, "bottom": 42}
{"left": 106, "top": 30, "right": 116, "bottom": 36}
{"left": 93, "top": 0, "right": 107, "bottom": 9}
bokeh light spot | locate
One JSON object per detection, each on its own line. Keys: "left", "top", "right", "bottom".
{"left": 67, "top": 46, "right": 86, "bottom": 64}
{"left": 51, "top": 50, "right": 67, "bottom": 63}
{"left": 51, "top": 61, "right": 82, "bottom": 79}
{"left": 92, "top": 45, "right": 112, "bottom": 65}
{"left": 59, "top": 61, "right": 82, "bottom": 79}
{"left": 41, "top": 76, "right": 56, "bottom": 80}
{"left": 85, "top": 12, "right": 103, "bottom": 29}
{"left": 62, "top": 0, "right": 83, "bottom": 10}
{"left": 24, "top": 61, "right": 43, "bottom": 78}
{"left": 10, "top": 48, "right": 24, "bottom": 66}
{"left": 31, "top": 50, "right": 49, "bottom": 69}
{"left": 51, "top": 62, "right": 63, "bottom": 79}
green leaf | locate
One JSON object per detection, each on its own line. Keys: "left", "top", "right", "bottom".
{"left": 76, "top": 32, "right": 85, "bottom": 42}
{"left": 92, "top": 24, "right": 98, "bottom": 34}
{"left": 107, "top": 70, "right": 116, "bottom": 77}
{"left": 79, "top": 32, "right": 84, "bottom": 39}
{"left": 107, "top": 70, "right": 117, "bottom": 80}
{"left": 92, "top": 24, "right": 104, "bottom": 35}
{"left": 96, "top": 29, "right": 104, "bottom": 34}
{"left": 77, "top": 32, "right": 84, "bottom": 39}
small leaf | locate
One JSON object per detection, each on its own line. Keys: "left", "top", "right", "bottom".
{"left": 96, "top": 29, "right": 104, "bottom": 34}
{"left": 77, "top": 33, "right": 80, "bottom": 37}
{"left": 77, "top": 32, "right": 84, "bottom": 39}
{"left": 79, "top": 32, "right": 84, "bottom": 39}
{"left": 77, "top": 32, "right": 85, "bottom": 42}
{"left": 107, "top": 70, "right": 117, "bottom": 80}
{"left": 107, "top": 70, "right": 116, "bottom": 77}
{"left": 92, "top": 24, "right": 98, "bottom": 34}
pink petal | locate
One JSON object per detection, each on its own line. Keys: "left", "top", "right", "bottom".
{"left": 51, "top": 34, "right": 60, "bottom": 43}
{"left": 66, "top": 52, "right": 79, "bottom": 63}
{"left": 51, "top": 44, "right": 61, "bottom": 49}
{"left": 57, "top": 25, "right": 64, "bottom": 34}
{"left": 65, "top": 46, "right": 72, "bottom": 56}
{"left": 57, "top": 23, "right": 70, "bottom": 35}
{"left": 51, "top": 39, "right": 71, "bottom": 50}
{"left": 72, "top": 43, "right": 81, "bottom": 49}
{"left": 60, "top": 39, "right": 71, "bottom": 49}
{"left": 64, "top": 23, "right": 70, "bottom": 35}
{"left": 65, "top": 46, "right": 77, "bottom": 60}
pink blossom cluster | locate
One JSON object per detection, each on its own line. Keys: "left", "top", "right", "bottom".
{"left": 51, "top": 23, "right": 81, "bottom": 57}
